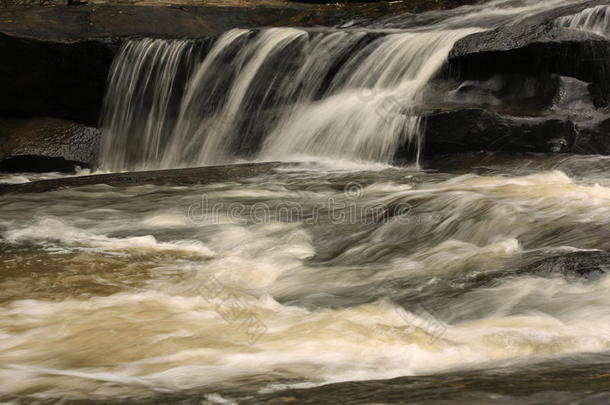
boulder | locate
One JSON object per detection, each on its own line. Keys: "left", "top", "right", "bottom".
{"left": 0, "top": 117, "right": 100, "bottom": 172}
{"left": 420, "top": 108, "right": 577, "bottom": 155}
{"left": 448, "top": 24, "right": 610, "bottom": 104}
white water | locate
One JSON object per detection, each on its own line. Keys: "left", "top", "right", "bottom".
{"left": 260, "top": 29, "right": 477, "bottom": 164}
{"left": 100, "top": 38, "right": 197, "bottom": 169}
{"left": 2, "top": 165, "right": 610, "bottom": 399}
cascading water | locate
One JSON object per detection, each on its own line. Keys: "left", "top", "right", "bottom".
{"left": 100, "top": 38, "right": 201, "bottom": 170}
{"left": 557, "top": 4, "right": 610, "bottom": 36}
{"left": 99, "top": 0, "right": 599, "bottom": 172}
{"left": 259, "top": 29, "right": 477, "bottom": 164}
{"left": 101, "top": 27, "right": 474, "bottom": 170}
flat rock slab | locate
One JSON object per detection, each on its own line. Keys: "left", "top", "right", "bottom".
{"left": 0, "top": 1, "right": 483, "bottom": 43}
{"left": 0, "top": 4, "right": 325, "bottom": 42}
{"left": 0, "top": 161, "right": 283, "bottom": 194}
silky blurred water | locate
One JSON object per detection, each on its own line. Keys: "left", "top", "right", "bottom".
{"left": 1, "top": 155, "right": 610, "bottom": 402}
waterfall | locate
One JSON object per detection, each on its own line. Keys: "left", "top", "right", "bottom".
{"left": 100, "top": 38, "right": 201, "bottom": 171}
{"left": 260, "top": 29, "right": 476, "bottom": 164}
{"left": 99, "top": 27, "right": 478, "bottom": 171}
{"left": 99, "top": 0, "right": 593, "bottom": 171}
{"left": 557, "top": 5, "right": 610, "bottom": 37}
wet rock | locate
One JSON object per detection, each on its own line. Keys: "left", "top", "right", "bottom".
{"left": 448, "top": 24, "right": 610, "bottom": 103}
{"left": 550, "top": 76, "right": 599, "bottom": 113}
{"left": 522, "top": 251, "right": 610, "bottom": 280}
{"left": 419, "top": 109, "right": 577, "bottom": 155}
{"left": 0, "top": 161, "right": 283, "bottom": 194}
{"left": 0, "top": 117, "right": 100, "bottom": 172}
{"left": 427, "top": 74, "right": 597, "bottom": 117}
{"left": 444, "top": 74, "right": 556, "bottom": 110}
{"left": 575, "top": 116, "right": 610, "bottom": 154}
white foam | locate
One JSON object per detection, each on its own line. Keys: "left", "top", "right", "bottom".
{"left": 2, "top": 274, "right": 610, "bottom": 399}
{"left": 3, "top": 217, "right": 215, "bottom": 257}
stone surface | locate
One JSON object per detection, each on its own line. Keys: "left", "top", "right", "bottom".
{"left": 0, "top": 117, "right": 100, "bottom": 172}
{"left": 0, "top": 1, "right": 486, "bottom": 42}
{"left": 448, "top": 23, "right": 610, "bottom": 104}
{"left": 521, "top": 251, "right": 610, "bottom": 280}
{"left": 576, "top": 116, "right": 610, "bottom": 154}
{"left": 420, "top": 108, "right": 577, "bottom": 155}
{"left": 0, "top": 161, "right": 282, "bottom": 193}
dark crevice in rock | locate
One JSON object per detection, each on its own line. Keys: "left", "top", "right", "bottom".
{"left": 393, "top": 109, "right": 579, "bottom": 161}
{"left": 0, "top": 33, "right": 118, "bottom": 126}
{"left": 0, "top": 155, "right": 83, "bottom": 173}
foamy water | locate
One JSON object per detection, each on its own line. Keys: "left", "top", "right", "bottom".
{"left": 2, "top": 159, "right": 610, "bottom": 400}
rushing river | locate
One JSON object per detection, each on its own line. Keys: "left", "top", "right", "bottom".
{"left": 3, "top": 0, "right": 610, "bottom": 403}
{"left": 2, "top": 155, "right": 610, "bottom": 402}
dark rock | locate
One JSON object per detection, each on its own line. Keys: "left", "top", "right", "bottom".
{"left": 521, "top": 251, "right": 610, "bottom": 280}
{"left": 448, "top": 24, "right": 610, "bottom": 103}
{"left": 550, "top": 76, "right": 597, "bottom": 114}
{"left": 0, "top": 161, "right": 283, "bottom": 194}
{"left": 419, "top": 108, "right": 577, "bottom": 155}
{"left": 575, "top": 116, "right": 610, "bottom": 154}
{"left": 0, "top": 2, "right": 488, "bottom": 43}
{"left": 445, "top": 74, "right": 556, "bottom": 110}
{"left": 426, "top": 74, "right": 596, "bottom": 117}
{"left": 0, "top": 117, "right": 100, "bottom": 172}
